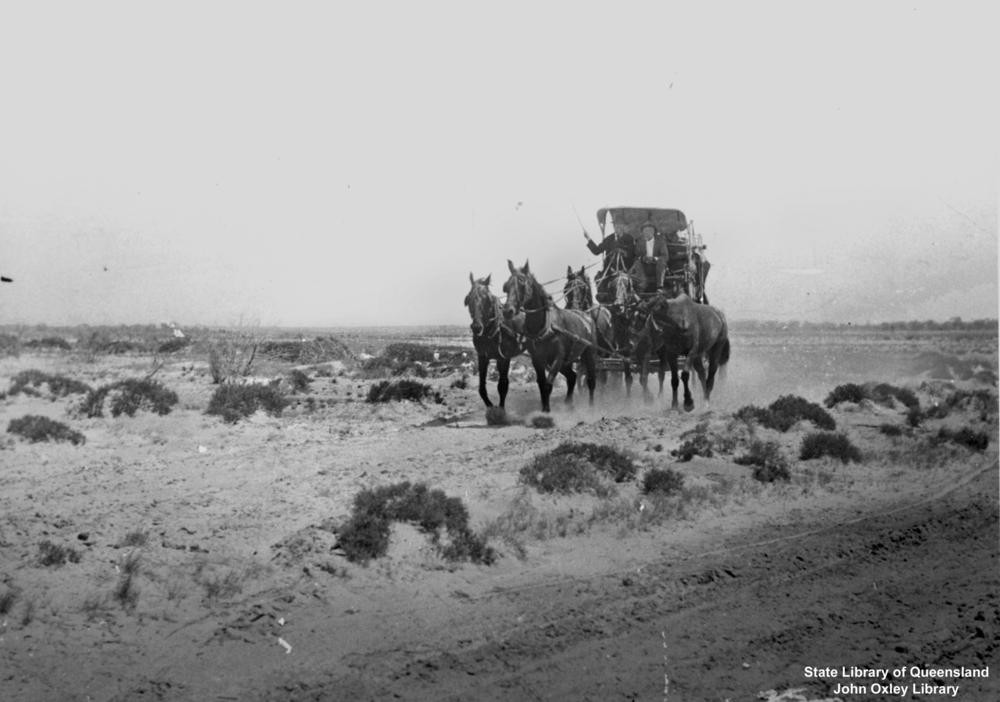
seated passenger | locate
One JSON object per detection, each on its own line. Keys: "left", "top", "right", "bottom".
{"left": 629, "top": 223, "right": 669, "bottom": 292}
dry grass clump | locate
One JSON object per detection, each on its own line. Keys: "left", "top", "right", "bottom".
{"left": 799, "top": 432, "right": 862, "bottom": 463}
{"left": 206, "top": 383, "right": 289, "bottom": 423}
{"left": 38, "top": 540, "right": 82, "bottom": 566}
{"left": 82, "top": 379, "right": 179, "bottom": 418}
{"left": 641, "top": 468, "right": 685, "bottom": 495}
{"left": 736, "top": 395, "right": 835, "bottom": 432}
{"left": 336, "top": 482, "right": 495, "bottom": 565}
{"left": 367, "top": 379, "right": 442, "bottom": 403}
{"left": 734, "top": 439, "right": 791, "bottom": 482}
{"left": 8, "top": 370, "right": 91, "bottom": 398}
{"left": 485, "top": 406, "right": 512, "bottom": 426}
{"left": 114, "top": 551, "right": 142, "bottom": 610}
{"left": 8, "top": 415, "right": 86, "bottom": 445}
{"left": 529, "top": 414, "right": 555, "bottom": 429}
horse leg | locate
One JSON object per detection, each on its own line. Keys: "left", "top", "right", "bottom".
{"left": 656, "top": 349, "right": 667, "bottom": 399}
{"left": 690, "top": 355, "right": 709, "bottom": 400}
{"left": 681, "top": 368, "right": 694, "bottom": 412}
{"left": 497, "top": 357, "right": 511, "bottom": 408}
{"left": 562, "top": 364, "right": 577, "bottom": 404}
{"left": 583, "top": 349, "right": 597, "bottom": 405}
{"left": 668, "top": 356, "right": 681, "bottom": 411}
{"left": 477, "top": 355, "right": 493, "bottom": 407}
{"left": 623, "top": 360, "right": 633, "bottom": 398}
{"left": 533, "top": 357, "right": 552, "bottom": 413}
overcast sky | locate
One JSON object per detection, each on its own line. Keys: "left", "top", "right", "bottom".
{"left": 1, "top": 1, "right": 996, "bottom": 326}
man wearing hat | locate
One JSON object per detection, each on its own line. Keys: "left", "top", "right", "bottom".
{"left": 630, "top": 223, "right": 669, "bottom": 292}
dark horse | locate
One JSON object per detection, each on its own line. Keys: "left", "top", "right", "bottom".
{"left": 503, "top": 260, "right": 598, "bottom": 412}
{"left": 632, "top": 293, "right": 730, "bottom": 411}
{"left": 464, "top": 273, "right": 524, "bottom": 408}
{"left": 563, "top": 266, "right": 615, "bottom": 388}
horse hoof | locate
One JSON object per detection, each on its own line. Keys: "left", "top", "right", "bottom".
{"left": 684, "top": 402, "right": 695, "bottom": 412}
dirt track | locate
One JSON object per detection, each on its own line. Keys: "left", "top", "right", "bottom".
{"left": 258, "top": 460, "right": 998, "bottom": 701}
{"left": 1, "top": 332, "right": 997, "bottom": 702}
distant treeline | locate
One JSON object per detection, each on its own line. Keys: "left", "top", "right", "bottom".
{"left": 730, "top": 318, "right": 997, "bottom": 333}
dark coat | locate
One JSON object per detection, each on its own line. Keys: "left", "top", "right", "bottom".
{"left": 587, "top": 233, "right": 637, "bottom": 269}
{"left": 633, "top": 233, "right": 669, "bottom": 261}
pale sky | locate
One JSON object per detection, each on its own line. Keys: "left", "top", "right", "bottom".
{"left": 1, "top": 1, "right": 996, "bottom": 326}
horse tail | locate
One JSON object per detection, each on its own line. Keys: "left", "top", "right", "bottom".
{"left": 719, "top": 336, "right": 730, "bottom": 368}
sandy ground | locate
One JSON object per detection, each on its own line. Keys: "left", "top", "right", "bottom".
{"left": 0, "top": 329, "right": 997, "bottom": 701}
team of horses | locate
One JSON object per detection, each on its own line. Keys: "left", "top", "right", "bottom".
{"left": 464, "top": 260, "right": 730, "bottom": 414}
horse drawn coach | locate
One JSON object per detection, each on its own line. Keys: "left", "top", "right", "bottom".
{"left": 466, "top": 205, "right": 728, "bottom": 413}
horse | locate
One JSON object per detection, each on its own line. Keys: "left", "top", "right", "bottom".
{"left": 502, "top": 260, "right": 598, "bottom": 413}
{"left": 464, "top": 273, "right": 524, "bottom": 408}
{"left": 563, "top": 266, "right": 615, "bottom": 388}
{"left": 631, "top": 293, "right": 730, "bottom": 411}
{"left": 603, "top": 266, "right": 643, "bottom": 397}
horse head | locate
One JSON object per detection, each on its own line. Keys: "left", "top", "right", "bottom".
{"left": 465, "top": 272, "right": 495, "bottom": 336}
{"left": 502, "top": 259, "right": 536, "bottom": 320}
{"left": 563, "top": 265, "right": 593, "bottom": 311}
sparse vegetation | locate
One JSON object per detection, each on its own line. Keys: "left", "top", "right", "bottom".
{"left": 734, "top": 440, "right": 791, "bottom": 482}
{"left": 121, "top": 530, "right": 149, "bottom": 547}
{"left": 23, "top": 336, "right": 72, "bottom": 351}
{"left": 736, "top": 395, "right": 835, "bottom": 432}
{"left": 38, "top": 540, "right": 82, "bottom": 566}
{"left": 485, "top": 406, "right": 512, "bottom": 426}
{"left": 933, "top": 426, "right": 989, "bottom": 452}
{"left": 206, "top": 383, "right": 289, "bottom": 423}
{"left": 199, "top": 569, "right": 245, "bottom": 602}
{"left": 8, "top": 370, "right": 91, "bottom": 398}
{"left": 530, "top": 414, "right": 555, "bottom": 429}
{"left": 336, "top": 482, "right": 495, "bottom": 565}
{"left": 114, "top": 551, "right": 142, "bottom": 609}
{"left": 207, "top": 323, "right": 261, "bottom": 383}
{"left": 0, "top": 588, "right": 17, "bottom": 614}
{"left": 288, "top": 369, "right": 312, "bottom": 393}
{"left": 367, "top": 379, "right": 442, "bottom": 403}
{"left": 549, "top": 442, "right": 638, "bottom": 482}
{"left": 824, "top": 383, "right": 867, "bottom": 407}
{"left": 157, "top": 337, "right": 190, "bottom": 354}
{"left": 82, "top": 378, "right": 179, "bottom": 418}
{"left": 642, "top": 468, "right": 685, "bottom": 495}
{"left": 800, "top": 432, "right": 862, "bottom": 463}
{"left": 8, "top": 415, "right": 86, "bottom": 445}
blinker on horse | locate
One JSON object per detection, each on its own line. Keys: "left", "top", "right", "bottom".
{"left": 502, "top": 260, "right": 599, "bottom": 413}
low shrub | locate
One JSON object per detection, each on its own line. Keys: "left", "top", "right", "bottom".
{"left": 549, "top": 442, "right": 637, "bottom": 482}
{"left": 879, "top": 423, "right": 904, "bottom": 437}
{"left": 734, "top": 439, "right": 791, "bottom": 482}
{"left": 736, "top": 396, "right": 835, "bottom": 432}
{"left": 288, "top": 369, "right": 312, "bottom": 393}
{"left": 337, "top": 482, "right": 495, "bottom": 565}
{"left": 641, "top": 468, "right": 685, "bottom": 495}
{"left": 450, "top": 376, "right": 469, "bottom": 390}
{"left": 800, "top": 432, "right": 862, "bottom": 463}
{"left": 0, "top": 334, "right": 20, "bottom": 356}
{"left": 38, "top": 540, "right": 81, "bottom": 566}
{"left": 367, "top": 379, "right": 441, "bottom": 403}
{"left": 867, "top": 383, "right": 920, "bottom": 410}
{"left": 382, "top": 342, "right": 436, "bottom": 364}
{"left": 157, "top": 337, "right": 190, "bottom": 354}
{"left": 906, "top": 406, "right": 924, "bottom": 427}
{"left": 946, "top": 388, "right": 998, "bottom": 421}
{"left": 672, "top": 432, "right": 714, "bottom": 461}
{"left": 206, "top": 383, "right": 289, "bottom": 423}
{"left": 934, "top": 427, "right": 989, "bottom": 452}
{"left": 9, "top": 370, "right": 91, "bottom": 398}
{"left": 519, "top": 453, "right": 608, "bottom": 496}
{"left": 82, "top": 379, "right": 179, "bottom": 418}
{"left": 24, "top": 336, "right": 72, "bottom": 351}
{"left": 8, "top": 415, "right": 86, "bottom": 445}
{"left": 824, "top": 383, "right": 867, "bottom": 407}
